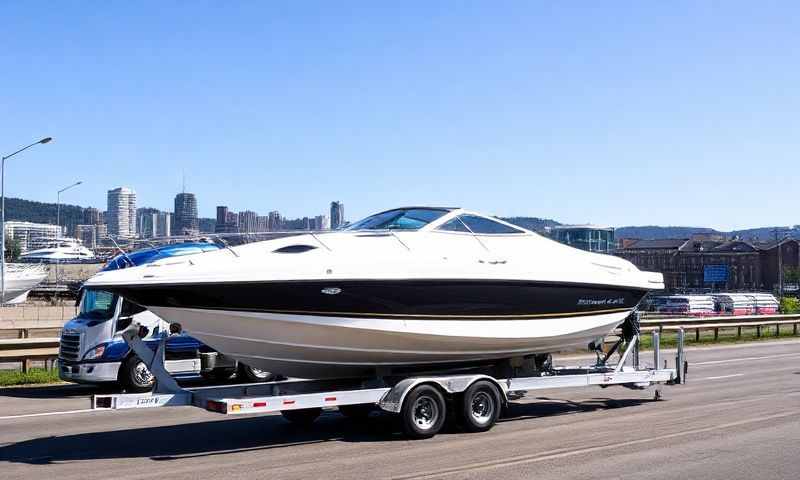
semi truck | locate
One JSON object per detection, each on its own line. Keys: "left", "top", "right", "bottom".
{"left": 58, "top": 242, "right": 274, "bottom": 392}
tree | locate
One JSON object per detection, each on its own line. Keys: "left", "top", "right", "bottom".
{"left": 785, "top": 266, "right": 800, "bottom": 284}
{"left": 3, "top": 237, "right": 22, "bottom": 262}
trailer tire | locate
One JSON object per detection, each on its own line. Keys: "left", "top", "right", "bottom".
{"left": 237, "top": 363, "right": 276, "bottom": 383}
{"left": 459, "top": 380, "right": 501, "bottom": 433}
{"left": 400, "top": 384, "right": 446, "bottom": 439}
{"left": 281, "top": 408, "right": 322, "bottom": 426}
{"left": 119, "top": 355, "right": 154, "bottom": 393}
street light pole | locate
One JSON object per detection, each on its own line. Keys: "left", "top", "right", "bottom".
{"left": 56, "top": 181, "right": 83, "bottom": 235}
{"left": 1, "top": 137, "right": 52, "bottom": 304}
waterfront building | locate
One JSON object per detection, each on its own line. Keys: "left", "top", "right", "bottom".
{"left": 615, "top": 237, "right": 800, "bottom": 293}
{"left": 551, "top": 225, "right": 615, "bottom": 254}
{"left": 3, "top": 221, "right": 62, "bottom": 253}
{"left": 330, "top": 201, "right": 344, "bottom": 229}
{"left": 83, "top": 207, "right": 101, "bottom": 225}
{"left": 315, "top": 215, "right": 330, "bottom": 230}
{"left": 156, "top": 212, "right": 172, "bottom": 238}
{"left": 106, "top": 187, "right": 137, "bottom": 238}
{"left": 95, "top": 224, "right": 108, "bottom": 242}
{"left": 174, "top": 192, "right": 199, "bottom": 235}
{"left": 136, "top": 208, "right": 160, "bottom": 239}
{"left": 268, "top": 211, "right": 282, "bottom": 231}
{"left": 257, "top": 215, "right": 269, "bottom": 232}
{"left": 74, "top": 224, "right": 97, "bottom": 249}
{"left": 238, "top": 210, "right": 257, "bottom": 233}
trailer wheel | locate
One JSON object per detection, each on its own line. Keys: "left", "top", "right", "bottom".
{"left": 238, "top": 363, "right": 276, "bottom": 383}
{"left": 400, "top": 384, "right": 446, "bottom": 439}
{"left": 119, "top": 355, "right": 154, "bottom": 393}
{"left": 281, "top": 407, "right": 322, "bottom": 426}
{"left": 339, "top": 404, "right": 374, "bottom": 420}
{"left": 459, "top": 380, "right": 501, "bottom": 433}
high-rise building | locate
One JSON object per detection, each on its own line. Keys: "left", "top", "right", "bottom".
{"left": 107, "top": 187, "right": 137, "bottom": 238}
{"left": 96, "top": 224, "right": 108, "bottom": 242}
{"left": 174, "top": 192, "right": 199, "bottom": 236}
{"left": 83, "top": 207, "right": 101, "bottom": 225}
{"left": 215, "top": 206, "right": 239, "bottom": 233}
{"left": 238, "top": 210, "right": 258, "bottom": 233}
{"left": 330, "top": 201, "right": 344, "bottom": 230}
{"left": 268, "top": 211, "right": 282, "bottom": 231}
{"left": 136, "top": 208, "right": 160, "bottom": 239}
{"left": 74, "top": 225, "right": 97, "bottom": 249}
{"left": 156, "top": 212, "right": 172, "bottom": 238}
{"left": 315, "top": 215, "right": 330, "bottom": 230}
{"left": 257, "top": 215, "right": 269, "bottom": 232}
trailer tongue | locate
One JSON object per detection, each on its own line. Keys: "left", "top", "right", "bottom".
{"left": 93, "top": 316, "right": 686, "bottom": 439}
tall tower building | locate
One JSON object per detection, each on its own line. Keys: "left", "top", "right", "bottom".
{"left": 238, "top": 210, "right": 258, "bottom": 233}
{"left": 83, "top": 207, "right": 101, "bottom": 225}
{"left": 174, "top": 192, "right": 199, "bottom": 235}
{"left": 106, "top": 187, "right": 137, "bottom": 238}
{"left": 330, "top": 201, "right": 344, "bottom": 230}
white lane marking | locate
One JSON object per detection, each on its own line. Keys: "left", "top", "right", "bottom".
{"left": 700, "top": 373, "right": 745, "bottom": 381}
{"left": 0, "top": 408, "right": 99, "bottom": 420}
{"left": 397, "top": 410, "right": 800, "bottom": 480}
{"left": 692, "top": 352, "right": 800, "bottom": 366}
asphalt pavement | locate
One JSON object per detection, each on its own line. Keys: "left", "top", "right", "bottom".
{"left": 0, "top": 339, "right": 798, "bottom": 480}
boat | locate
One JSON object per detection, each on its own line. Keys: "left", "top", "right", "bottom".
{"left": 83, "top": 207, "right": 664, "bottom": 378}
{"left": 20, "top": 237, "right": 95, "bottom": 263}
{"left": 1, "top": 264, "right": 48, "bottom": 304}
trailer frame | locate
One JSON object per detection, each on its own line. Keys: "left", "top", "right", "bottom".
{"left": 93, "top": 319, "right": 686, "bottom": 438}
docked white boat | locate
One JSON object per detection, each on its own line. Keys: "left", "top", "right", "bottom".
{"left": 84, "top": 207, "right": 664, "bottom": 378}
{"left": 20, "top": 237, "right": 95, "bottom": 263}
{"left": 1, "top": 264, "right": 47, "bottom": 304}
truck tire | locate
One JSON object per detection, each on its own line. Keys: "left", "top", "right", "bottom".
{"left": 400, "top": 384, "right": 446, "bottom": 439}
{"left": 119, "top": 355, "right": 155, "bottom": 393}
{"left": 238, "top": 363, "right": 276, "bottom": 383}
{"left": 281, "top": 408, "right": 322, "bottom": 426}
{"left": 458, "top": 380, "right": 501, "bottom": 433}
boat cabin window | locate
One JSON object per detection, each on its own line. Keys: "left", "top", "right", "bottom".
{"left": 346, "top": 208, "right": 449, "bottom": 231}
{"left": 79, "top": 290, "right": 118, "bottom": 321}
{"left": 437, "top": 215, "right": 524, "bottom": 235}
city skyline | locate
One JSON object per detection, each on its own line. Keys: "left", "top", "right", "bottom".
{"left": 4, "top": 3, "right": 800, "bottom": 231}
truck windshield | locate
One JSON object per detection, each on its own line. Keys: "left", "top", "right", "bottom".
{"left": 79, "top": 290, "right": 118, "bottom": 321}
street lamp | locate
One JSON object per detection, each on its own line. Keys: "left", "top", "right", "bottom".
{"left": 57, "top": 181, "right": 83, "bottom": 234}
{"left": 1, "top": 137, "right": 53, "bottom": 304}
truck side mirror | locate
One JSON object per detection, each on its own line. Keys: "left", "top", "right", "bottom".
{"left": 75, "top": 288, "right": 84, "bottom": 307}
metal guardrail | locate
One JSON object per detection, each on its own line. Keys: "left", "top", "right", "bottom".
{"left": 640, "top": 313, "right": 800, "bottom": 341}
{"left": 0, "top": 321, "right": 63, "bottom": 372}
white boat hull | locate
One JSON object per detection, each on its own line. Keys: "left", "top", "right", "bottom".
{"left": 150, "top": 306, "right": 631, "bottom": 378}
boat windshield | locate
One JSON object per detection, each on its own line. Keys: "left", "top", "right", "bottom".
{"left": 79, "top": 289, "right": 118, "bottom": 321}
{"left": 346, "top": 208, "right": 450, "bottom": 231}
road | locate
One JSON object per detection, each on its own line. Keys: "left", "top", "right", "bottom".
{"left": 0, "top": 339, "right": 798, "bottom": 480}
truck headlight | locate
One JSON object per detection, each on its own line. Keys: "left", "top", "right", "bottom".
{"left": 83, "top": 344, "right": 106, "bottom": 360}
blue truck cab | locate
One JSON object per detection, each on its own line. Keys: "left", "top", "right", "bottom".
{"left": 58, "top": 242, "right": 271, "bottom": 391}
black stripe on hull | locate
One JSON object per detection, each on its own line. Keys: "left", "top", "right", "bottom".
{"left": 96, "top": 279, "right": 648, "bottom": 321}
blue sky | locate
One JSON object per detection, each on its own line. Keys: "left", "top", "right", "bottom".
{"left": 2, "top": 1, "right": 798, "bottom": 230}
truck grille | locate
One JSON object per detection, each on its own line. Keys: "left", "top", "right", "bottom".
{"left": 59, "top": 331, "right": 82, "bottom": 361}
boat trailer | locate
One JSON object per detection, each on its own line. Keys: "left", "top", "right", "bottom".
{"left": 93, "top": 318, "right": 687, "bottom": 438}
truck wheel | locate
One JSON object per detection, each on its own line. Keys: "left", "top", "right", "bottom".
{"left": 339, "top": 404, "right": 374, "bottom": 420}
{"left": 281, "top": 408, "right": 322, "bottom": 425}
{"left": 458, "top": 380, "right": 501, "bottom": 433}
{"left": 119, "top": 356, "right": 154, "bottom": 393}
{"left": 238, "top": 363, "right": 276, "bottom": 383}
{"left": 400, "top": 384, "right": 446, "bottom": 439}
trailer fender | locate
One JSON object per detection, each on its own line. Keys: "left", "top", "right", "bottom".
{"left": 379, "top": 375, "right": 507, "bottom": 413}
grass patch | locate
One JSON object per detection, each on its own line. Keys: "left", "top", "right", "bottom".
{"left": 639, "top": 325, "right": 799, "bottom": 350}
{"left": 0, "top": 368, "right": 62, "bottom": 387}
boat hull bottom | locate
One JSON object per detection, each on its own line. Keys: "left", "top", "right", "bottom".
{"left": 149, "top": 307, "right": 632, "bottom": 379}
